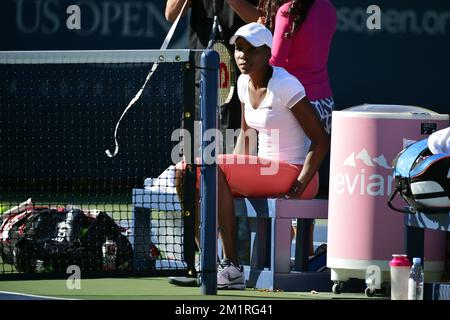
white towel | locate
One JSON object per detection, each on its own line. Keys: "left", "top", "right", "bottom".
{"left": 143, "top": 165, "right": 181, "bottom": 211}
{"left": 153, "top": 165, "right": 176, "bottom": 188}
{"left": 145, "top": 165, "right": 177, "bottom": 194}
{"left": 428, "top": 127, "right": 450, "bottom": 155}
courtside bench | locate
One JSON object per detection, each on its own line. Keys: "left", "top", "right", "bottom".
{"left": 234, "top": 198, "right": 331, "bottom": 291}
{"left": 132, "top": 187, "right": 331, "bottom": 291}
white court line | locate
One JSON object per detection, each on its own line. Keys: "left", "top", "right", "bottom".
{"left": 0, "top": 290, "right": 79, "bottom": 300}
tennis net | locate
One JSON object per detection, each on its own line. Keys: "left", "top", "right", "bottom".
{"left": 0, "top": 49, "right": 197, "bottom": 278}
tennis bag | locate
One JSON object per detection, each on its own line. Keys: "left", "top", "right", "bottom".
{"left": 387, "top": 138, "right": 450, "bottom": 214}
{"left": 0, "top": 207, "right": 133, "bottom": 273}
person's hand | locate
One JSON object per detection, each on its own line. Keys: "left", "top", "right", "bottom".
{"left": 272, "top": 180, "right": 303, "bottom": 199}
{"left": 284, "top": 180, "right": 303, "bottom": 199}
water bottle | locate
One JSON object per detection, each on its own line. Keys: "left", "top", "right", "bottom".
{"left": 102, "top": 238, "right": 117, "bottom": 271}
{"left": 35, "top": 259, "right": 53, "bottom": 273}
{"left": 35, "top": 260, "right": 45, "bottom": 273}
{"left": 408, "top": 257, "right": 424, "bottom": 300}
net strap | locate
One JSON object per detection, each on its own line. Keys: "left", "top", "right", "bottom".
{"left": 105, "top": 0, "right": 189, "bottom": 158}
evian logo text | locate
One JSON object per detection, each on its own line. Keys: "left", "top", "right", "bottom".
{"left": 334, "top": 149, "right": 394, "bottom": 197}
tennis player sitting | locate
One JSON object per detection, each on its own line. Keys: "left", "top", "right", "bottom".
{"left": 176, "top": 22, "right": 329, "bottom": 289}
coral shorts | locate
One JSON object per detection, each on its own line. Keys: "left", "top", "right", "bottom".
{"left": 176, "top": 154, "right": 319, "bottom": 199}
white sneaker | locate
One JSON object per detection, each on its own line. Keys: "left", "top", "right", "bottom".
{"left": 217, "top": 263, "right": 245, "bottom": 290}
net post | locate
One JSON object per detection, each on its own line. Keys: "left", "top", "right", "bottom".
{"left": 199, "top": 49, "right": 219, "bottom": 295}
{"left": 182, "top": 52, "right": 197, "bottom": 278}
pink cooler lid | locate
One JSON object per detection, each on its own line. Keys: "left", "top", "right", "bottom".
{"left": 389, "top": 254, "right": 411, "bottom": 267}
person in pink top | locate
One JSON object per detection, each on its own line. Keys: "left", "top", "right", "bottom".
{"left": 263, "top": 0, "right": 337, "bottom": 134}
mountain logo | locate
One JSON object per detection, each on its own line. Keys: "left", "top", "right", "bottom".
{"left": 334, "top": 149, "right": 394, "bottom": 197}
{"left": 343, "top": 149, "right": 390, "bottom": 169}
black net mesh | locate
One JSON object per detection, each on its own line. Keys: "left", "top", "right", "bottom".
{"left": 0, "top": 51, "right": 196, "bottom": 277}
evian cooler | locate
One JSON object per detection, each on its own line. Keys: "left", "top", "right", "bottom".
{"left": 327, "top": 104, "right": 448, "bottom": 294}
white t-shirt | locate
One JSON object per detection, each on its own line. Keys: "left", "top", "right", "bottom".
{"left": 237, "top": 66, "right": 310, "bottom": 164}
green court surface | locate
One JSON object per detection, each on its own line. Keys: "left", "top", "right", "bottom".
{"left": 0, "top": 277, "right": 387, "bottom": 300}
{"left": 0, "top": 200, "right": 374, "bottom": 300}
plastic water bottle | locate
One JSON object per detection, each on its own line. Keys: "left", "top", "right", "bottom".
{"left": 408, "top": 257, "right": 424, "bottom": 300}
{"left": 102, "top": 238, "right": 117, "bottom": 271}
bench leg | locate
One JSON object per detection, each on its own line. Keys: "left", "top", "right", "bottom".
{"left": 273, "top": 218, "right": 293, "bottom": 273}
{"left": 132, "top": 207, "right": 154, "bottom": 270}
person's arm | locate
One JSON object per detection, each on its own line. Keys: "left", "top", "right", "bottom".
{"left": 287, "top": 97, "right": 330, "bottom": 198}
{"left": 233, "top": 102, "right": 257, "bottom": 155}
{"left": 226, "top": 0, "right": 262, "bottom": 23}
{"left": 165, "top": 0, "right": 191, "bottom": 22}
{"left": 269, "top": 5, "right": 293, "bottom": 68}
